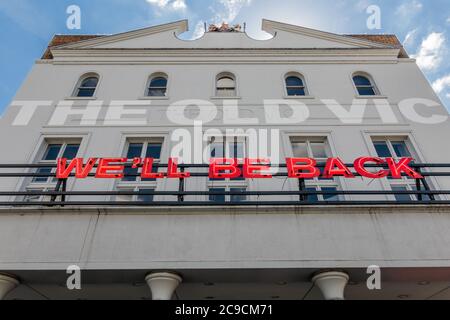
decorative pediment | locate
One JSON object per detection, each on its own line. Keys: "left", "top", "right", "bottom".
{"left": 51, "top": 19, "right": 398, "bottom": 52}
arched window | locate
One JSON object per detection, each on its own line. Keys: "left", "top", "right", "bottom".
{"left": 285, "top": 74, "right": 307, "bottom": 96}
{"left": 353, "top": 73, "right": 378, "bottom": 96}
{"left": 216, "top": 73, "right": 236, "bottom": 97}
{"left": 75, "top": 74, "right": 99, "bottom": 97}
{"left": 147, "top": 74, "right": 168, "bottom": 97}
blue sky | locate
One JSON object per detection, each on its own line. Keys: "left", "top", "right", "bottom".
{"left": 0, "top": 0, "right": 449, "bottom": 114}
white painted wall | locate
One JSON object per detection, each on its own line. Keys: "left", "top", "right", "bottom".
{"left": 0, "top": 22, "right": 449, "bottom": 272}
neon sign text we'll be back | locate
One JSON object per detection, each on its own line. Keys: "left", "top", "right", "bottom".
{"left": 56, "top": 157, "right": 423, "bottom": 180}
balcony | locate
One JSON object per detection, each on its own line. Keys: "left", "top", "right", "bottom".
{"left": 0, "top": 162, "right": 449, "bottom": 207}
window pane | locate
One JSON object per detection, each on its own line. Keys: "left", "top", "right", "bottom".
{"left": 142, "top": 164, "right": 159, "bottom": 182}
{"left": 146, "top": 143, "right": 162, "bottom": 159}
{"left": 32, "top": 167, "right": 52, "bottom": 183}
{"left": 62, "top": 144, "right": 80, "bottom": 159}
{"left": 311, "top": 142, "right": 327, "bottom": 158}
{"left": 126, "top": 143, "right": 143, "bottom": 158}
{"left": 353, "top": 76, "right": 371, "bottom": 86}
{"left": 210, "top": 143, "right": 225, "bottom": 181}
{"left": 149, "top": 77, "right": 167, "bottom": 88}
{"left": 77, "top": 88, "right": 96, "bottom": 97}
{"left": 123, "top": 143, "right": 143, "bottom": 181}
{"left": 373, "top": 141, "right": 392, "bottom": 157}
{"left": 287, "top": 88, "right": 305, "bottom": 96}
{"left": 286, "top": 76, "right": 303, "bottom": 87}
{"left": 392, "top": 185, "right": 412, "bottom": 202}
{"left": 216, "top": 88, "right": 236, "bottom": 97}
{"left": 217, "top": 77, "right": 235, "bottom": 88}
{"left": 210, "top": 143, "right": 224, "bottom": 158}
{"left": 356, "top": 87, "right": 376, "bottom": 96}
{"left": 410, "top": 185, "right": 431, "bottom": 201}
{"left": 306, "top": 187, "right": 318, "bottom": 202}
{"left": 231, "top": 188, "right": 246, "bottom": 202}
{"left": 322, "top": 187, "right": 339, "bottom": 201}
{"left": 24, "top": 194, "right": 42, "bottom": 202}
{"left": 209, "top": 188, "right": 226, "bottom": 203}
{"left": 392, "top": 142, "right": 411, "bottom": 158}
{"left": 292, "top": 142, "right": 308, "bottom": 158}
{"left": 148, "top": 88, "right": 167, "bottom": 97}
{"left": 137, "top": 189, "right": 154, "bottom": 202}
{"left": 230, "top": 141, "right": 244, "bottom": 159}
{"left": 80, "top": 77, "right": 98, "bottom": 88}
{"left": 43, "top": 144, "right": 62, "bottom": 161}
{"left": 116, "top": 194, "right": 133, "bottom": 202}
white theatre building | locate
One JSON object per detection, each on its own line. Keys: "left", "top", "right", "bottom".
{"left": 0, "top": 19, "right": 450, "bottom": 300}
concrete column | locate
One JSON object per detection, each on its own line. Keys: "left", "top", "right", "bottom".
{"left": 0, "top": 274, "right": 19, "bottom": 300}
{"left": 145, "top": 272, "right": 182, "bottom": 300}
{"left": 312, "top": 271, "right": 349, "bottom": 300}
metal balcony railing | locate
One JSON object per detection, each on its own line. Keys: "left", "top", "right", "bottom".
{"left": 0, "top": 162, "right": 449, "bottom": 207}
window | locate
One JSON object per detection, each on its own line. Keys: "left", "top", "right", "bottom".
{"left": 209, "top": 188, "right": 247, "bottom": 203}
{"left": 116, "top": 188, "right": 155, "bottom": 203}
{"left": 116, "top": 138, "right": 164, "bottom": 202}
{"left": 353, "top": 73, "right": 378, "bottom": 96}
{"left": 24, "top": 140, "right": 81, "bottom": 202}
{"left": 32, "top": 142, "right": 81, "bottom": 184}
{"left": 74, "top": 74, "right": 99, "bottom": 97}
{"left": 290, "top": 137, "right": 341, "bottom": 202}
{"left": 216, "top": 73, "right": 236, "bottom": 97}
{"left": 208, "top": 136, "right": 247, "bottom": 202}
{"left": 147, "top": 74, "right": 168, "bottom": 97}
{"left": 372, "top": 137, "right": 429, "bottom": 201}
{"left": 285, "top": 74, "right": 307, "bottom": 96}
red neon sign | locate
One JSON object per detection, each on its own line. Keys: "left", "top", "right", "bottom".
{"left": 56, "top": 157, "right": 423, "bottom": 179}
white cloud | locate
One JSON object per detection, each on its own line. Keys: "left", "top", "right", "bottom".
{"left": 212, "top": 0, "right": 252, "bottom": 23}
{"left": 146, "top": 0, "right": 186, "bottom": 11}
{"left": 146, "top": 0, "right": 169, "bottom": 7}
{"left": 396, "top": 0, "right": 423, "bottom": 17}
{"left": 432, "top": 75, "right": 450, "bottom": 94}
{"left": 172, "top": 0, "right": 187, "bottom": 10}
{"left": 412, "top": 32, "right": 446, "bottom": 71}
{"left": 191, "top": 21, "right": 206, "bottom": 39}
{"left": 403, "top": 29, "right": 418, "bottom": 47}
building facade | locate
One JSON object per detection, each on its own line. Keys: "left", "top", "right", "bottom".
{"left": 0, "top": 20, "right": 450, "bottom": 300}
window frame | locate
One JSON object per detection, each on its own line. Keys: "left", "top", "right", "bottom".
{"left": 145, "top": 73, "right": 169, "bottom": 98}
{"left": 352, "top": 72, "right": 380, "bottom": 97}
{"left": 206, "top": 135, "right": 248, "bottom": 202}
{"left": 289, "top": 136, "right": 342, "bottom": 202}
{"left": 284, "top": 73, "right": 308, "bottom": 97}
{"left": 115, "top": 137, "right": 166, "bottom": 202}
{"left": 215, "top": 72, "right": 238, "bottom": 98}
{"left": 72, "top": 72, "right": 100, "bottom": 98}
{"left": 30, "top": 139, "right": 82, "bottom": 186}
{"left": 370, "top": 136, "right": 423, "bottom": 201}
{"left": 20, "top": 136, "right": 85, "bottom": 202}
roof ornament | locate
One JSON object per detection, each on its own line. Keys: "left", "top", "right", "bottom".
{"left": 208, "top": 22, "right": 243, "bottom": 33}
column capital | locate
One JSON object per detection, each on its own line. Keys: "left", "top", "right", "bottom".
{"left": 312, "top": 271, "right": 349, "bottom": 300}
{"left": 145, "top": 272, "right": 182, "bottom": 300}
{"left": 0, "top": 274, "right": 20, "bottom": 300}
